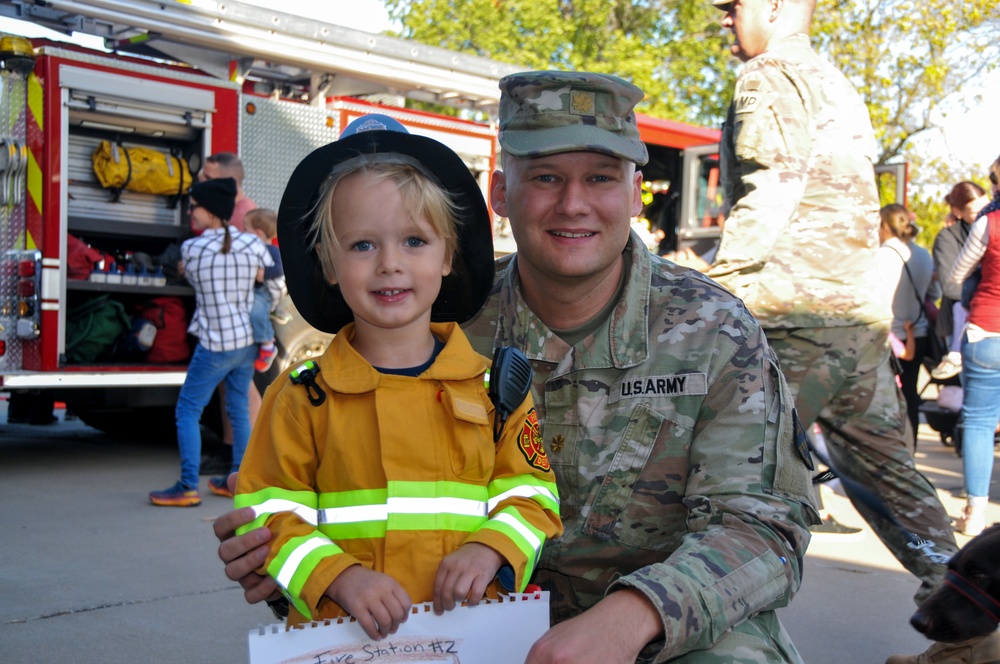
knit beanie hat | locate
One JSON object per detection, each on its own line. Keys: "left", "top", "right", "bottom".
{"left": 189, "top": 177, "right": 237, "bottom": 222}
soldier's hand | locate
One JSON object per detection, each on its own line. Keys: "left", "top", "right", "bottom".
{"left": 663, "top": 247, "right": 711, "bottom": 273}
{"left": 525, "top": 589, "right": 661, "bottom": 664}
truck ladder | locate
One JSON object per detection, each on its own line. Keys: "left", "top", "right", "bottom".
{"left": 0, "top": 0, "right": 522, "bottom": 111}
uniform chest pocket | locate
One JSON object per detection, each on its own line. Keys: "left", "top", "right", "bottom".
{"left": 444, "top": 388, "right": 494, "bottom": 482}
{"left": 581, "top": 403, "right": 691, "bottom": 551}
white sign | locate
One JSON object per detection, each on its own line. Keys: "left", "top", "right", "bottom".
{"left": 249, "top": 592, "right": 550, "bottom": 664}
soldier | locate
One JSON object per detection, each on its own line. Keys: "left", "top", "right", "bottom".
{"left": 214, "top": 71, "right": 819, "bottom": 662}
{"left": 670, "top": 1, "right": 970, "bottom": 661}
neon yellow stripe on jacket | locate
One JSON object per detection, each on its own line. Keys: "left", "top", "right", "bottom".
{"left": 488, "top": 475, "right": 560, "bottom": 514}
{"left": 269, "top": 534, "right": 342, "bottom": 620}
{"left": 480, "top": 507, "right": 547, "bottom": 589}
{"left": 234, "top": 487, "right": 317, "bottom": 534}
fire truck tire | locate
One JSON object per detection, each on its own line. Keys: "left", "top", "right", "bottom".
{"left": 68, "top": 391, "right": 226, "bottom": 442}
{"left": 70, "top": 405, "right": 179, "bottom": 442}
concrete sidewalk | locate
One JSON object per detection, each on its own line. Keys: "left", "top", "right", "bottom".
{"left": 780, "top": 422, "right": 1000, "bottom": 663}
{"left": 0, "top": 399, "right": 996, "bottom": 663}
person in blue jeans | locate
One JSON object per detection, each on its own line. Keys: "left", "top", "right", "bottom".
{"left": 149, "top": 177, "right": 272, "bottom": 507}
{"left": 948, "top": 155, "right": 1000, "bottom": 537}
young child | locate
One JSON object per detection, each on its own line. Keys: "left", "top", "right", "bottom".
{"left": 234, "top": 115, "right": 562, "bottom": 639}
{"left": 243, "top": 208, "right": 287, "bottom": 372}
{"left": 149, "top": 177, "right": 272, "bottom": 506}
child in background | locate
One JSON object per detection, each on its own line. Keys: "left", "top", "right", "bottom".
{"left": 243, "top": 208, "right": 286, "bottom": 372}
{"left": 234, "top": 115, "right": 562, "bottom": 639}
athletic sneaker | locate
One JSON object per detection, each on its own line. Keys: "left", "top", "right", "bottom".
{"left": 149, "top": 481, "right": 201, "bottom": 507}
{"left": 809, "top": 515, "right": 865, "bottom": 542}
{"left": 255, "top": 344, "right": 277, "bottom": 373}
{"left": 208, "top": 476, "right": 234, "bottom": 498}
{"left": 930, "top": 353, "right": 962, "bottom": 380}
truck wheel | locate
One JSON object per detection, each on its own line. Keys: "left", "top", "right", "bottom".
{"left": 70, "top": 404, "right": 178, "bottom": 442}
{"left": 69, "top": 391, "right": 225, "bottom": 442}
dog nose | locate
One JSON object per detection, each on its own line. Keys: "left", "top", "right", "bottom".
{"left": 910, "top": 611, "right": 931, "bottom": 634}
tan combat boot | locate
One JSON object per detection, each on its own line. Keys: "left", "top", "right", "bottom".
{"left": 885, "top": 632, "right": 1000, "bottom": 664}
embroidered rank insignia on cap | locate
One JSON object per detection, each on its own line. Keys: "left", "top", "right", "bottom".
{"left": 608, "top": 373, "right": 708, "bottom": 403}
{"left": 570, "top": 90, "right": 596, "bottom": 116}
{"left": 518, "top": 409, "right": 550, "bottom": 471}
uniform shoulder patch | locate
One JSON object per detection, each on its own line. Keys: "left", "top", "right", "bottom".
{"left": 517, "top": 408, "right": 550, "bottom": 471}
{"left": 734, "top": 73, "right": 765, "bottom": 115}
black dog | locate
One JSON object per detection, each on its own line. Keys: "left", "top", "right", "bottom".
{"left": 909, "top": 523, "right": 1000, "bottom": 642}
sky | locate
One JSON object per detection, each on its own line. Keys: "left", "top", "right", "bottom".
{"left": 0, "top": 0, "right": 996, "bottom": 174}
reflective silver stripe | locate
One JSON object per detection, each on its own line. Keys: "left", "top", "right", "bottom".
{"left": 318, "top": 504, "right": 389, "bottom": 525}
{"left": 276, "top": 537, "right": 329, "bottom": 589}
{"left": 488, "top": 485, "right": 559, "bottom": 512}
{"left": 493, "top": 511, "right": 542, "bottom": 551}
{"left": 252, "top": 499, "right": 318, "bottom": 526}
{"left": 388, "top": 496, "right": 487, "bottom": 516}
{"left": 318, "top": 496, "right": 487, "bottom": 524}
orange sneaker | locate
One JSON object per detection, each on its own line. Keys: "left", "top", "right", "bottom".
{"left": 255, "top": 344, "right": 277, "bottom": 373}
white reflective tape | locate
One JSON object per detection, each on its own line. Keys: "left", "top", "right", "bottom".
{"left": 318, "top": 496, "right": 487, "bottom": 524}
{"left": 276, "top": 537, "right": 330, "bottom": 589}
{"left": 488, "top": 485, "right": 559, "bottom": 512}
{"left": 252, "top": 499, "right": 318, "bottom": 526}
{"left": 319, "top": 504, "right": 388, "bottom": 524}
{"left": 387, "top": 496, "right": 488, "bottom": 517}
{"left": 493, "top": 512, "right": 542, "bottom": 552}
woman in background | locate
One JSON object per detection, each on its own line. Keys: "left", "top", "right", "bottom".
{"left": 948, "top": 156, "right": 1000, "bottom": 537}
{"left": 877, "top": 204, "right": 940, "bottom": 440}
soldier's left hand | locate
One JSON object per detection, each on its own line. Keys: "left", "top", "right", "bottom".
{"left": 524, "top": 589, "right": 661, "bottom": 664}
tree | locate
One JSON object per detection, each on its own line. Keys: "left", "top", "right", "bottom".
{"left": 811, "top": 0, "right": 999, "bottom": 167}
{"left": 383, "top": 0, "right": 736, "bottom": 123}
{"left": 385, "top": 0, "right": 999, "bottom": 247}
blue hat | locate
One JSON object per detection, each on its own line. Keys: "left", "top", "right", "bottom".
{"left": 277, "top": 114, "right": 494, "bottom": 334}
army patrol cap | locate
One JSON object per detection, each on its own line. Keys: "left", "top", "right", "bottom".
{"left": 498, "top": 71, "right": 649, "bottom": 166}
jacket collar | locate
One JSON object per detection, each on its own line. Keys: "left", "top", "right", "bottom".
{"left": 318, "top": 321, "right": 487, "bottom": 394}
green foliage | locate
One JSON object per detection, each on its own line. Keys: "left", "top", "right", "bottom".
{"left": 383, "top": 0, "right": 737, "bottom": 125}
{"left": 811, "top": 0, "right": 1000, "bottom": 166}
{"left": 384, "top": 0, "right": 1000, "bottom": 200}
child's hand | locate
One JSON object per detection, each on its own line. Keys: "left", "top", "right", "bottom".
{"left": 432, "top": 542, "right": 504, "bottom": 615}
{"left": 903, "top": 320, "right": 915, "bottom": 332}
{"left": 326, "top": 566, "right": 411, "bottom": 640}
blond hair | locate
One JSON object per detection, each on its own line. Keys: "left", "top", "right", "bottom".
{"left": 308, "top": 162, "right": 461, "bottom": 284}
{"left": 245, "top": 208, "right": 277, "bottom": 240}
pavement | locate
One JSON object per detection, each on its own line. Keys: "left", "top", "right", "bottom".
{"left": 780, "top": 421, "right": 1000, "bottom": 663}
{"left": 0, "top": 397, "right": 997, "bottom": 663}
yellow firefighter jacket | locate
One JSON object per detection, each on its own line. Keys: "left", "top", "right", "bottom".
{"left": 235, "top": 322, "right": 562, "bottom": 626}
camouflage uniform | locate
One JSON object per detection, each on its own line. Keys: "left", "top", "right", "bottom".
{"left": 706, "top": 34, "right": 957, "bottom": 600}
{"left": 463, "top": 231, "right": 819, "bottom": 663}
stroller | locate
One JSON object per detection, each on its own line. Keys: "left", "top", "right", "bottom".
{"left": 916, "top": 333, "right": 963, "bottom": 447}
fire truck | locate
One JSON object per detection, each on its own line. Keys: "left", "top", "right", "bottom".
{"left": 1, "top": 0, "right": 901, "bottom": 436}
